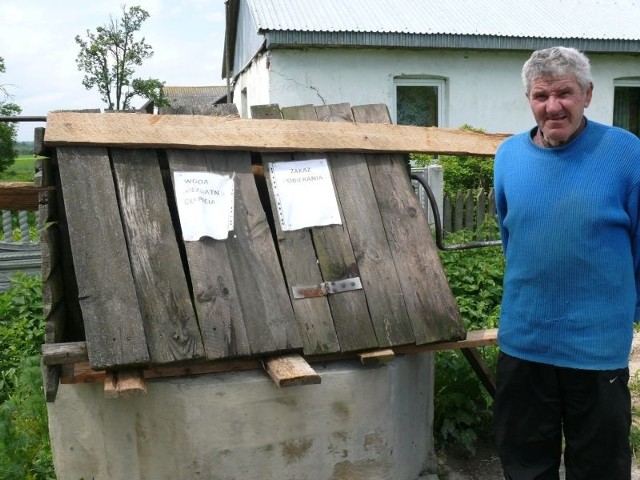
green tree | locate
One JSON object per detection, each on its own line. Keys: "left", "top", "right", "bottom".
{"left": 0, "top": 57, "right": 21, "bottom": 174}
{"left": 75, "top": 5, "right": 167, "bottom": 111}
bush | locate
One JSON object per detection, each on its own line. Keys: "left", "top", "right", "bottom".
{"left": 0, "top": 356, "right": 54, "bottom": 480}
{"left": 0, "top": 273, "right": 44, "bottom": 402}
{"left": 434, "top": 225, "right": 504, "bottom": 454}
{"left": 0, "top": 273, "right": 54, "bottom": 479}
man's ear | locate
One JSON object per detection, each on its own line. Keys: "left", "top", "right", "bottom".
{"left": 584, "top": 82, "right": 594, "bottom": 107}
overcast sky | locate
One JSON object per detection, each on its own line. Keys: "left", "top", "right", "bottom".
{"left": 1, "top": 0, "right": 227, "bottom": 141}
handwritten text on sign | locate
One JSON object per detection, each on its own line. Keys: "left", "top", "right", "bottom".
{"left": 269, "top": 158, "right": 341, "bottom": 231}
{"left": 173, "top": 171, "right": 234, "bottom": 241}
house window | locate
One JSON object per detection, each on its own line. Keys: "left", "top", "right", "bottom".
{"left": 613, "top": 80, "right": 640, "bottom": 137}
{"left": 395, "top": 78, "right": 445, "bottom": 127}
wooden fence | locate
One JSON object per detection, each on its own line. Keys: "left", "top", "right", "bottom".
{"left": 0, "top": 183, "right": 42, "bottom": 292}
{"left": 443, "top": 187, "right": 497, "bottom": 234}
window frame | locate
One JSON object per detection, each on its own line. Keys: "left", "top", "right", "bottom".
{"left": 393, "top": 77, "right": 447, "bottom": 127}
{"left": 613, "top": 78, "right": 640, "bottom": 136}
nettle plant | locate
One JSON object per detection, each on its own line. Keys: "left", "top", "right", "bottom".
{"left": 434, "top": 223, "right": 504, "bottom": 453}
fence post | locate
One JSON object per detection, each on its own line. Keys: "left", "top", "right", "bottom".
{"left": 410, "top": 164, "right": 444, "bottom": 229}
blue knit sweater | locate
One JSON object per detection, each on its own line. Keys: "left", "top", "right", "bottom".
{"left": 494, "top": 119, "right": 640, "bottom": 370}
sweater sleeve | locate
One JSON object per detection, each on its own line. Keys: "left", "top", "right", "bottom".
{"left": 631, "top": 183, "right": 640, "bottom": 323}
{"left": 494, "top": 144, "right": 509, "bottom": 254}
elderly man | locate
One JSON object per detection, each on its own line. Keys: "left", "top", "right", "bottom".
{"left": 493, "top": 46, "right": 640, "bottom": 479}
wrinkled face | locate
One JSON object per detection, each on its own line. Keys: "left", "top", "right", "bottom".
{"left": 527, "top": 74, "right": 593, "bottom": 147}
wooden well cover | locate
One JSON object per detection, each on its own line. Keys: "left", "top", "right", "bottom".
{"left": 42, "top": 103, "right": 477, "bottom": 371}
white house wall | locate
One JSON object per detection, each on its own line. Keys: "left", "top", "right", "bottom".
{"left": 234, "top": 47, "right": 640, "bottom": 135}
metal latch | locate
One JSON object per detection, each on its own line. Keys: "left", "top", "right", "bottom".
{"left": 291, "top": 276, "right": 363, "bottom": 299}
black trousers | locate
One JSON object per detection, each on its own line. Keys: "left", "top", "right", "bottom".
{"left": 493, "top": 352, "right": 632, "bottom": 480}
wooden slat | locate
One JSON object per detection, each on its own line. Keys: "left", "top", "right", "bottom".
{"left": 104, "top": 370, "right": 147, "bottom": 399}
{"left": 460, "top": 348, "right": 497, "bottom": 397}
{"left": 49, "top": 156, "right": 85, "bottom": 341}
{"left": 303, "top": 104, "right": 379, "bottom": 352}
{"left": 352, "top": 104, "right": 466, "bottom": 344}
{"left": 42, "top": 341, "right": 88, "bottom": 365}
{"left": 111, "top": 148, "right": 205, "bottom": 365}
{"left": 52, "top": 329, "right": 500, "bottom": 385}
{"left": 57, "top": 146, "right": 149, "bottom": 369}
{"left": 397, "top": 328, "right": 498, "bottom": 353}
{"left": 263, "top": 354, "right": 321, "bottom": 387}
{"left": 257, "top": 105, "right": 341, "bottom": 356}
{"left": 223, "top": 150, "right": 302, "bottom": 354}
{"left": 166, "top": 149, "right": 251, "bottom": 360}
{"left": 358, "top": 349, "right": 395, "bottom": 365}
{"left": 44, "top": 111, "right": 508, "bottom": 156}
{"left": 250, "top": 104, "right": 282, "bottom": 119}
{"left": 0, "top": 182, "right": 49, "bottom": 211}
{"left": 168, "top": 149, "right": 302, "bottom": 356}
{"left": 262, "top": 151, "right": 341, "bottom": 355}
{"left": 323, "top": 104, "right": 413, "bottom": 348}
{"left": 43, "top": 365, "right": 61, "bottom": 403}
{"left": 38, "top": 156, "right": 66, "bottom": 347}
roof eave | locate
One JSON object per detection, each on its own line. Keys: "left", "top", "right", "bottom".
{"left": 263, "top": 31, "right": 640, "bottom": 53}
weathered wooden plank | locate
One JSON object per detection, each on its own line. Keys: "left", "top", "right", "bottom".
{"left": 166, "top": 149, "right": 251, "bottom": 360}
{"left": 43, "top": 364, "right": 61, "bottom": 403}
{"left": 396, "top": 328, "right": 498, "bottom": 353}
{"left": 250, "top": 104, "right": 282, "bottom": 119}
{"left": 38, "top": 156, "right": 66, "bottom": 347}
{"left": 352, "top": 104, "right": 466, "bottom": 344}
{"left": 0, "top": 182, "right": 48, "bottom": 211}
{"left": 460, "top": 348, "right": 497, "bottom": 398}
{"left": 168, "top": 149, "right": 301, "bottom": 356}
{"left": 327, "top": 151, "right": 414, "bottom": 347}
{"left": 111, "top": 148, "right": 205, "bottom": 365}
{"left": 220, "top": 150, "right": 303, "bottom": 354}
{"left": 262, "top": 152, "right": 341, "bottom": 355}
{"left": 44, "top": 111, "right": 508, "bottom": 156}
{"left": 42, "top": 341, "right": 88, "bottom": 366}
{"left": 162, "top": 103, "right": 240, "bottom": 117}
{"left": 280, "top": 105, "right": 317, "bottom": 121}
{"left": 321, "top": 105, "right": 413, "bottom": 348}
{"left": 256, "top": 105, "right": 340, "bottom": 355}
{"left": 49, "top": 157, "right": 85, "bottom": 341}
{"left": 54, "top": 329, "right": 500, "bottom": 385}
{"left": 263, "top": 354, "right": 321, "bottom": 387}
{"left": 104, "top": 369, "right": 147, "bottom": 399}
{"left": 358, "top": 349, "right": 395, "bottom": 365}
{"left": 56, "top": 146, "right": 149, "bottom": 369}
{"left": 299, "top": 104, "right": 379, "bottom": 352}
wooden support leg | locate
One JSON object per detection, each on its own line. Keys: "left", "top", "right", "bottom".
{"left": 460, "top": 348, "right": 497, "bottom": 398}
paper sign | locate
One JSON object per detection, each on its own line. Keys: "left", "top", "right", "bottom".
{"left": 268, "top": 158, "right": 342, "bottom": 231}
{"left": 173, "top": 171, "right": 234, "bottom": 241}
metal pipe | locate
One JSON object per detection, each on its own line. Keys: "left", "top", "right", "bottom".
{"left": 410, "top": 172, "right": 502, "bottom": 251}
{"left": 0, "top": 116, "right": 47, "bottom": 122}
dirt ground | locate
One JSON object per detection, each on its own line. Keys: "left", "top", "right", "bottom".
{"left": 432, "top": 332, "right": 640, "bottom": 480}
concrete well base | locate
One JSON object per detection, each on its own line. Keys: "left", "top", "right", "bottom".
{"left": 47, "top": 352, "right": 436, "bottom": 480}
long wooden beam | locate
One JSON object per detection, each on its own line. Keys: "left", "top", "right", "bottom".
{"left": 0, "top": 182, "right": 51, "bottom": 211}
{"left": 43, "top": 112, "right": 508, "bottom": 156}
{"left": 47, "top": 328, "right": 499, "bottom": 388}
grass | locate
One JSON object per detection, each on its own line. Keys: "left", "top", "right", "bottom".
{"left": 0, "top": 156, "right": 37, "bottom": 183}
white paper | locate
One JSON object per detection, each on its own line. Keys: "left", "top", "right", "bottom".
{"left": 269, "top": 158, "right": 342, "bottom": 231}
{"left": 173, "top": 171, "right": 234, "bottom": 241}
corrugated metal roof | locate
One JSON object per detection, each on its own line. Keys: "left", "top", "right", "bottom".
{"left": 247, "top": 0, "right": 640, "bottom": 41}
{"left": 163, "top": 86, "right": 228, "bottom": 106}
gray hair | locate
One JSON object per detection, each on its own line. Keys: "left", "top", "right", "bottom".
{"left": 521, "top": 46, "right": 593, "bottom": 94}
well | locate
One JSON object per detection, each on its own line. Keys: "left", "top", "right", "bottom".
{"left": 38, "top": 103, "right": 503, "bottom": 479}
